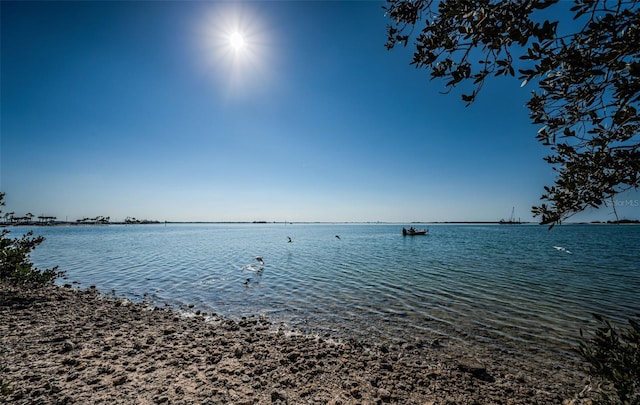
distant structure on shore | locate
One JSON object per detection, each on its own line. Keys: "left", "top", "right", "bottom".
{"left": 1, "top": 213, "right": 57, "bottom": 225}
{"left": 499, "top": 207, "right": 521, "bottom": 225}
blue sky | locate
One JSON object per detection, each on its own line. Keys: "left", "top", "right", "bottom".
{"left": 1, "top": 1, "right": 638, "bottom": 223}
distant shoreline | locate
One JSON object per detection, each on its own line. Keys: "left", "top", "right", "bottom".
{"left": 2, "top": 220, "right": 639, "bottom": 227}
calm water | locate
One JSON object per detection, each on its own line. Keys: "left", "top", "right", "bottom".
{"left": 19, "top": 223, "right": 640, "bottom": 366}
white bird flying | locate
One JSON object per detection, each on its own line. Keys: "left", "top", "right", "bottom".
{"left": 242, "top": 264, "right": 263, "bottom": 273}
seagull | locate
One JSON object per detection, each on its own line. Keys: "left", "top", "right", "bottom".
{"left": 255, "top": 256, "right": 264, "bottom": 265}
{"left": 335, "top": 235, "right": 341, "bottom": 240}
{"left": 287, "top": 236, "right": 293, "bottom": 243}
{"left": 242, "top": 264, "right": 263, "bottom": 273}
{"left": 553, "top": 246, "right": 573, "bottom": 254}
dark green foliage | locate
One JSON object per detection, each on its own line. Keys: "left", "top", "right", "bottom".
{"left": 579, "top": 314, "right": 640, "bottom": 404}
{"left": 384, "top": 0, "right": 640, "bottom": 226}
{"left": 0, "top": 192, "right": 61, "bottom": 287}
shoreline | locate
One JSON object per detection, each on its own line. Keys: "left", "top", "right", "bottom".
{"left": 1, "top": 284, "right": 593, "bottom": 404}
{"left": 2, "top": 220, "right": 639, "bottom": 227}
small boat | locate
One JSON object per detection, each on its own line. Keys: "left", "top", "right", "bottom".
{"left": 402, "top": 227, "right": 428, "bottom": 236}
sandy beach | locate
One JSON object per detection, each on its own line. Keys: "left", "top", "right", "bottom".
{"left": 1, "top": 284, "right": 593, "bottom": 404}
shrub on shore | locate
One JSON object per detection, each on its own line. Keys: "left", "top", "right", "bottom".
{"left": 579, "top": 314, "right": 640, "bottom": 405}
{"left": 1, "top": 192, "right": 62, "bottom": 397}
{"left": 0, "top": 192, "right": 62, "bottom": 287}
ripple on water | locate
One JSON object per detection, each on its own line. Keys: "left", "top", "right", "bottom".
{"left": 24, "top": 223, "right": 640, "bottom": 367}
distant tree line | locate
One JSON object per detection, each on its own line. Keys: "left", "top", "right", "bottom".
{"left": 0, "top": 211, "right": 166, "bottom": 226}
{"left": 76, "top": 216, "right": 110, "bottom": 224}
{"left": 124, "top": 217, "right": 160, "bottom": 224}
{"left": 1, "top": 212, "right": 57, "bottom": 224}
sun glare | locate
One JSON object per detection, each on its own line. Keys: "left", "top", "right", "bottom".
{"left": 197, "top": 4, "right": 274, "bottom": 97}
{"left": 229, "top": 31, "right": 245, "bottom": 51}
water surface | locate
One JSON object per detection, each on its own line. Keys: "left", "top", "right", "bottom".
{"left": 23, "top": 223, "right": 640, "bottom": 367}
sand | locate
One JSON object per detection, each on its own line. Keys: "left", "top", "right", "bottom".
{"left": 1, "top": 284, "right": 594, "bottom": 404}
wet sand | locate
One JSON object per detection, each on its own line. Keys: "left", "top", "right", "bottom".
{"left": 1, "top": 284, "right": 593, "bottom": 404}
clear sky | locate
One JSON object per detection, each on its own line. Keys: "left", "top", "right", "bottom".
{"left": 1, "top": 1, "right": 638, "bottom": 223}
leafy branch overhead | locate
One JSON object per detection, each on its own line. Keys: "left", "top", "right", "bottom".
{"left": 384, "top": 0, "right": 640, "bottom": 225}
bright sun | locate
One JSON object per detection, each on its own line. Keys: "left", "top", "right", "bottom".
{"left": 229, "top": 31, "right": 246, "bottom": 51}
{"left": 198, "top": 5, "right": 271, "bottom": 95}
